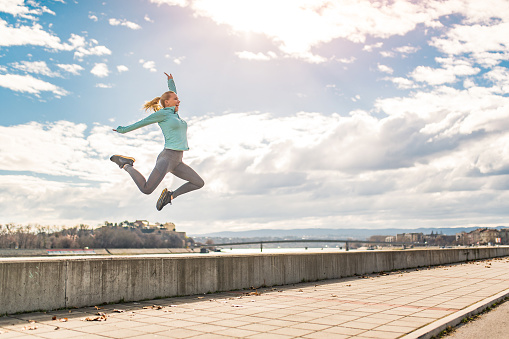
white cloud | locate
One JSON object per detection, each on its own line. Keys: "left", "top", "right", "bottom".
{"left": 387, "top": 77, "right": 417, "bottom": 90}
{"left": 96, "top": 83, "right": 113, "bottom": 88}
{"left": 410, "top": 58, "right": 480, "bottom": 85}
{"left": 149, "top": 0, "right": 488, "bottom": 63}
{"left": 394, "top": 45, "right": 420, "bottom": 54}
{"left": 0, "top": 0, "right": 55, "bottom": 19}
{"left": 88, "top": 14, "right": 98, "bottom": 21}
{"left": 484, "top": 66, "right": 509, "bottom": 94}
{"left": 90, "top": 63, "right": 109, "bottom": 77}
{"left": 10, "top": 60, "right": 60, "bottom": 77}
{"left": 0, "top": 19, "right": 111, "bottom": 60}
{"left": 117, "top": 65, "right": 129, "bottom": 73}
{"left": 0, "top": 73, "right": 68, "bottom": 96}
{"left": 109, "top": 18, "right": 142, "bottom": 30}
{"left": 56, "top": 63, "right": 84, "bottom": 75}
{"left": 2, "top": 82, "right": 509, "bottom": 230}
{"left": 144, "top": 14, "right": 154, "bottom": 22}
{"left": 377, "top": 64, "right": 393, "bottom": 74}
{"left": 431, "top": 21, "right": 509, "bottom": 67}
{"left": 363, "top": 42, "right": 383, "bottom": 52}
{"left": 139, "top": 59, "right": 156, "bottom": 72}
{"left": 235, "top": 51, "right": 276, "bottom": 61}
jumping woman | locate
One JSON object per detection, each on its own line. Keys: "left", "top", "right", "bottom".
{"left": 110, "top": 72, "right": 204, "bottom": 211}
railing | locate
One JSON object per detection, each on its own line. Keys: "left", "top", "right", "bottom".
{"left": 196, "top": 239, "right": 424, "bottom": 252}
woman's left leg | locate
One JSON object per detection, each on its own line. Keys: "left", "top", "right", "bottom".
{"left": 170, "top": 162, "right": 204, "bottom": 199}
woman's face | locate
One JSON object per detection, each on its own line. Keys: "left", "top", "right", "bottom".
{"left": 164, "top": 92, "right": 180, "bottom": 111}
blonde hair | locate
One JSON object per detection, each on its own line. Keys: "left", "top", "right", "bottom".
{"left": 143, "top": 91, "right": 175, "bottom": 112}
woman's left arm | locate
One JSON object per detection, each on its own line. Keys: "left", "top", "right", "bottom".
{"left": 164, "top": 72, "right": 177, "bottom": 93}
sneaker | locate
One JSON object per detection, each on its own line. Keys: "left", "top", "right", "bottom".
{"left": 110, "top": 155, "right": 135, "bottom": 169}
{"left": 156, "top": 188, "right": 173, "bottom": 211}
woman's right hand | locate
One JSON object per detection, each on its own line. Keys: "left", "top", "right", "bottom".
{"left": 164, "top": 72, "right": 173, "bottom": 80}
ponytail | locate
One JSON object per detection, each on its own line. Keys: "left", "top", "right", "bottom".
{"left": 143, "top": 91, "right": 175, "bottom": 112}
{"left": 143, "top": 97, "right": 162, "bottom": 112}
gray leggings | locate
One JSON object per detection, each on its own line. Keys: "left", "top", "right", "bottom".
{"left": 125, "top": 149, "right": 204, "bottom": 199}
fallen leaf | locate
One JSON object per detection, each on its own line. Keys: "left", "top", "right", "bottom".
{"left": 113, "top": 309, "right": 125, "bottom": 313}
{"left": 52, "top": 316, "right": 57, "bottom": 320}
{"left": 94, "top": 306, "right": 101, "bottom": 310}
{"left": 59, "top": 318, "right": 68, "bottom": 322}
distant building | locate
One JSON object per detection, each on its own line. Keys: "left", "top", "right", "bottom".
{"left": 396, "top": 233, "right": 424, "bottom": 243}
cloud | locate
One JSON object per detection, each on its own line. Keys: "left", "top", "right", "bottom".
{"left": 410, "top": 58, "right": 480, "bottom": 85}
{"left": 0, "top": 0, "right": 55, "bottom": 19}
{"left": 139, "top": 59, "right": 157, "bottom": 72}
{"left": 235, "top": 51, "right": 276, "bottom": 61}
{"left": 109, "top": 18, "right": 142, "bottom": 30}
{"left": 394, "top": 45, "right": 420, "bottom": 54}
{"left": 144, "top": 15, "right": 154, "bottom": 22}
{"left": 148, "top": 0, "right": 483, "bottom": 63}
{"left": 96, "top": 83, "right": 113, "bottom": 88}
{"left": 10, "top": 60, "right": 60, "bottom": 77}
{"left": 431, "top": 21, "right": 509, "bottom": 67}
{"left": 0, "top": 73, "right": 68, "bottom": 96}
{"left": 2, "top": 78, "right": 509, "bottom": 230}
{"left": 88, "top": 14, "right": 98, "bottom": 21}
{"left": 117, "top": 65, "right": 129, "bottom": 73}
{"left": 90, "top": 63, "right": 109, "bottom": 77}
{"left": 363, "top": 42, "right": 383, "bottom": 52}
{"left": 0, "top": 19, "right": 111, "bottom": 60}
{"left": 56, "top": 63, "right": 84, "bottom": 75}
{"left": 377, "top": 64, "right": 393, "bottom": 74}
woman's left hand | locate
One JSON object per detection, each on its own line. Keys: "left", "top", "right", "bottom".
{"left": 164, "top": 72, "right": 173, "bottom": 80}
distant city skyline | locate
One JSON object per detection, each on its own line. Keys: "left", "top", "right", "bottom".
{"left": 1, "top": 0, "right": 509, "bottom": 233}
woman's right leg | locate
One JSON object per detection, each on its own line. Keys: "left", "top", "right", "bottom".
{"left": 124, "top": 150, "right": 170, "bottom": 195}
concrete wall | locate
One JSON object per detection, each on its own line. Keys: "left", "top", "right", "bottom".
{"left": 2, "top": 247, "right": 509, "bottom": 314}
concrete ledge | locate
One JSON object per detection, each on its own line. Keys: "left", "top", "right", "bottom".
{"left": 2, "top": 247, "right": 509, "bottom": 314}
{"left": 402, "top": 288, "right": 509, "bottom": 339}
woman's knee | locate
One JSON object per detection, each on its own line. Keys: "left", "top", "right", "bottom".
{"left": 195, "top": 177, "right": 205, "bottom": 189}
{"left": 140, "top": 186, "right": 156, "bottom": 195}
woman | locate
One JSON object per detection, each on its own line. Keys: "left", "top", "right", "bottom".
{"left": 110, "top": 72, "right": 204, "bottom": 211}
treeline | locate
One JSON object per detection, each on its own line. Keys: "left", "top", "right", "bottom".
{"left": 0, "top": 224, "right": 189, "bottom": 249}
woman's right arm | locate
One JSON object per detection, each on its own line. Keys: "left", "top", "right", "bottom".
{"left": 115, "top": 110, "right": 168, "bottom": 134}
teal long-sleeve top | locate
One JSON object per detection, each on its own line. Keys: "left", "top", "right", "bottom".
{"left": 115, "top": 79, "right": 189, "bottom": 151}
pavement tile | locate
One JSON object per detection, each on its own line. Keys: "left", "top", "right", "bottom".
{"left": 216, "top": 327, "right": 260, "bottom": 337}
{"left": 211, "top": 319, "right": 252, "bottom": 327}
{"left": 238, "top": 323, "right": 281, "bottom": 332}
{"left": 130, "top": 323, "right": 174, "bottom": 333}
{"left": 322, "top": 326, "right": 367, "bottom": 335}
{"left": 0, "top": 331, "right": 48, "bottom": 339}
{"left": 302, "top": 331, "right": 350, "bottom": 339}
{"left": 373, "top": 324, "right": 415, "bottom": 333}
{"left": 289, "top": 323, "right": 331, "bottom": 331}
{"left": 154, "top": 328, "right": 206, "bottom": 338}
{"left": 246, "top": 333, "right": 294, "bottom": 339}
{"left": 309, "top": 314, "right": 359, "bottom": 326}
{"left": 355, "top": 330, "right": 402, "bottom": 339}
{"left": 191, "top": 334, "right": 236, "bottom": 339}
{"left": 340, "top": 320, "right": 381, "bottom": 330}
{"left": 34, "top": 328, "right": 87, "bottom": 338}
{"left": 269, "top": 327, "right": 315, "bottom": 337}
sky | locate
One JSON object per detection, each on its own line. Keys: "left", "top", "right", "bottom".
{"left": 1, "top": 0, "right": 509, "bottom": 235}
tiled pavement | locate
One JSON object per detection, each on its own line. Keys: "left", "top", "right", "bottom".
{"left": 2, "top": 256, "right": 509, "bottom": 338}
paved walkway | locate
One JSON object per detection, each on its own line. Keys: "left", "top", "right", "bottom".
{"left": 2, "top": 256, "right": 509, "bottom": 339}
